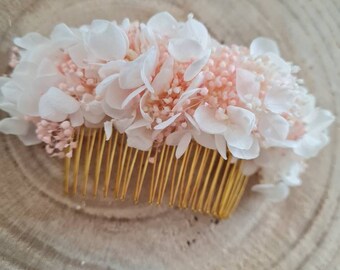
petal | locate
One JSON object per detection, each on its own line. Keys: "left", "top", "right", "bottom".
{"left": 154, "top": 113, "right": 181, "bottom": 130}
{"left": 147, "top": 12, "right": 178, "bottom": 36}
{"left": 141, "top": 47, "right": 158, "bottom": 93}
{"left": 50, "top": 23, "right": 79, "bottom": 48}
{"left": 14, "top": 32, "right": 49, "bottom": 50}
{"left": 68, "top": 43, "right": 87, "bottom": 68}
{"left": 69, "top": 110, "right": 84, "bottom": 127}
{"left": 304, "top": 108, "right": 335, "bottom": 133}
{"left": 96, "top": 74, "right": 119, "bottom": 97}
{"left": 224, "top": 127, "right": 253, "bottom": 149}
{"left": 266, "top": 52, "right": 291, "bottom": 73}
{"left": 184, "top": 112, "right": 200, "bottom": 132}
{"left": 242, "top": 160, "right": 259, "bottom": 176}
{"left": 227, "top": 106, "right": 256, "bottom": 134}
{"left": 258, "top": 113, "right": 289, "bottom": 141}
{"left": 119, "top": 53, "right": 145, "bottom": 89}
{"left": 187, "top": 71, "right": 204, "bottom": 90}
{"left": 121, "top": 86, "right": 145, "bottom": 108}
{"left": 249, "top": 37, "right": 280, "bottom": 57}
{"left": 0, "top": 117, "right": 29, "bottom": 135}
{"left": 264, "top": 86, "right": 294, "bottom": 113}
{"left": 180, "top": 16, "right": 210, "bottom": 48}
{"left": 98, "top": 60, "right": 126, "bottom": 79}
{"left": 228, "top": 138, "right": 260, "bottom": 160}
{"left": 173, "top": 88, "right": 201, "bottom": 110}
{"left": 294, "top": 132, "right": 329, "bottom": 158}
{"left": 126, "top": 126, "right": 153, "bottom": 151}
{"left": 184, "top": 49, "right": 210, "bottom": 81}
{"left": 151, "top": 56, "right": 174, "bottom": 94}
{"left": 193, "top": 132, "right": 216, "bottom": 149}
{"left": 215, "top": 134, "right": 227, "bottom": 160}
{"left": 193, "top": 105, "right": 227, "bottom": 134}
{"left": 1, "top": 80, "right": 22, "bottom": 104}
{"left": 176, "top": 132, "right": 192, "bottom": 158}
{"left": 236, "top": 68, "right": 260, "bottom": 104}
{"left": 104, "top": 121, "right": 113, "bottom": 140}
{"left": 168, "top": 38, "right": 203, "bottom": 62}
{"left": 39, "top": 87, "right": 80, "bottom": 122}
{"left": 105, "top": 77, "right": 131, "bottom": 109}
{"left": 86, "top": 21, "right": 128, "bottom": 60}
{"left": 140, "top": 92, "right": 153, "bottom": 122}
{"left": 18, "top": 123, "right": 41, "bottom": 145}
{"left": 251, "top": 182, "right": 289, "bottom": 202}
{"left": 166, "top": 130, "right": 185, "bottom": 145}
{"left": 113, "top": 113, "right": 136, "bottom": 133}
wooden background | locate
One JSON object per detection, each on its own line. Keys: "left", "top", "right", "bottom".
{"left": 0, "top": 0, "right": 339, "bottom": 269}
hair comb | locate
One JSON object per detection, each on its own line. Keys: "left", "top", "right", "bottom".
{"left": 0, "top": 12, "right": 334, "bottom": 219}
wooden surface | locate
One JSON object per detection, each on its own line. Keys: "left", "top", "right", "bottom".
{"left": 0, "top": 0, "right": 339, "bottom": 269}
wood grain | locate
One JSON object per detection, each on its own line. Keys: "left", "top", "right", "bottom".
{"left": 0, "top": 0, "right": 339, "bottom": 269}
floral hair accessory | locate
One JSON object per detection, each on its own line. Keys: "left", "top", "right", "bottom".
{"left": 0, "top": 12, "right": 334, "bottom": 218}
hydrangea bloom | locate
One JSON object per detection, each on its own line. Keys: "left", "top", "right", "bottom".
{"left": 0, "top": 12, "right": 334, "bottom": 201}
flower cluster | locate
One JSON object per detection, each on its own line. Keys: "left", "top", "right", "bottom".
{"left": 0, "top": 12, "right": 334, "bottom": 201}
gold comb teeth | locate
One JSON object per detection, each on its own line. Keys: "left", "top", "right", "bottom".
{"left": 64, "top": 127, "right": 248, "bottom": 219}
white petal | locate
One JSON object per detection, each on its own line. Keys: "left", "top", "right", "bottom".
{"left": 227, "top": 106, "right": 256, "bottom": 134}
{"left": 187, "top": 71, "right": 204, "bottom": 90}
{"left": 168, "top": 38, "right": 203, "bottom": 62}
{"left": 193, "top": 105, "right": 227, "bottom": 134}
{"left": 266, "top": 52, "right": 291, "bottom": 73}
{"left": 264, "top": 86, "right": 294, "bottom": 113}
{"left": 294, "top": 132, "right": 329, "bottom": 158}
{"left": 193, "top": 132, "right": 216, "bottom": 149}
{"left": 121, "top": 86, "right": 145, "bottom": 108}
{"left": 180, "top": 16, "right": 210, "bottom": 49}
{"left": 251, "top": 182, "right": 289, "bottom": 202}
{"left": 154, "top": 113, "right": 181, "bottom": 130}
{"left": 304, "top": 108, "right": 335, "bottom": 133}
{"left": 140, "top": 92, "right": 153, "bottom": 122}
{"left": 17, "top": 91, "right": 41, "bottom": 116}
{"left": 14, "top": 32, "right": 49, "bottom": 50}
{"left": 86, "top": 21, "right": 128, "bottom": 60}
{"left": 141, "top": 47, "right": 157, "bottom": 93}
{"left": 147, "top": 12, "right": 178, "bottom": 36}
{"left": 68, "top": 43, "right": 87, "bottom": 68}
{"left": 236, "top": 68, "right": 260, "bottom": 103}
{"left": 39, "top": 87, "right": 80, "bottom": 122}
{"left": 166, "top": 130, "right": 185, "bottom": 145}
{"left": 50, "top": 23, "right": 79, "bottom": 48}
{"left": 151, "top": 57, "right": 174, "bottom": 94}
{"left": 1, "top": 80, "right": 22, "bottom": 104}
{"left": 174, "top": 88, "right": 201, "bottom": 110}
{"left": 0, "top": 117, "right": 29, "bottom": 135}
{"left": 18, "top": 123, "right": 41, "bottom": 145}
{"left": 104, "top": 121, "right": 113, "bottom": 140}
{"left": 242, "top": 161, "right": 259, "bottom": 176}
{"left": 228, "top": 138, "right": 260, "bottom": 160}
{"left": 96, "top": 74, "right": 119, "bottom": 97}
{"left": 215, "top": 134, "right": 227, "bottom": 160}
{"left": 69, "top": 110, "right": 84, "bottom": 127}
{"left": 184, "top": 112, "right": 200, "bottom": 132}
{"left": 119, "top": 53, "right": 145, "bottom": 89}
{"left": 258, "top": 113, "right": 289, "bottom": 141}
{"left": 126, "top": 127, "right": 153, "bottom": 151}
{"left": 184, "top": 49, "right": 210, "bottom": 81}
{"left": 98, "top": 60, "right": 126, "bottom": 79}
{"left": 250, "top": 37, "right": 280, "bottom": 57}
{"left": 113, "top": 113, "right": 136, "bottom": 133}
{"left": 176, "top": 132, "right": 192, "bottom": 158}
{"left": 105, "top": 77, "right": 131, "bottom": 109}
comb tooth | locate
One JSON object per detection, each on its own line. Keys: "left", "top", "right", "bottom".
{"left": 134, "top": 149, "right": 152, "bottom": 202}
{"left": 115, "top": 133, "right": 126, "bottom": 198}
{"left": 82, "top": 128, "right": 97, "bottom": 196}
{"left": 120, "top": 147, "right": 132, "bottom": 199}
{"left": 93, "top": 129, "right": 106, "bottom": 197}
{"left": 203, "top": 155, "right": 224, "bottom": 213}
{"left": 157, "top": 146, "right": 174, "bottom": 204}
{"left": 211, "top": 153, "right": 231, "bottom": 215}
{"left": 64, "top": 144, "right": 72, "bottom": 194}
{"left": 72, "top": 127, "right": 85, "bottom": 195}
{"left": 134, "top": 151, "right": 145, "bottom": 202}
{"left": 169, "top": 153, "right": 179, "bottom": 207}
{"left": 170, "top": 147, "right": 190, "bottom": 206}
{"left": 121, "top": 148, "right": 139, "bottom": 200}
{"left": 220, "top": 161, "right": 245, "bottom": 218}
{"left": 150, "top": 144, "right": 166, "bottom": 203}
{"left": 149, "top": 150, "right": 158, "bottom": 203}
{"left": 189, "top": 148, "right": 209, "bottom": 209}
{"left": 196, "top": 151, "right": 218, "bottom": 211}
{"left": 217, "top": 161, "right": 238, "bottom": 217}
{"left": 178, "top": 144, "right": 193, "bottom": 206}
{"left": 103, "top": 131, "right": 119, "bottom": 197}
{"left": 156, "top": 145, "right": 170, "bottom": 204}
{"left": 181, "top": 144, "right": 201, "bottom": 208}
{"left": 226, "top": 175, "right": 248, "bottom": 218}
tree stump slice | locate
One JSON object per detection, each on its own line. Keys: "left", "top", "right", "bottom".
{"left": 0, "top": 0, "right": 339, "bottom": 269}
